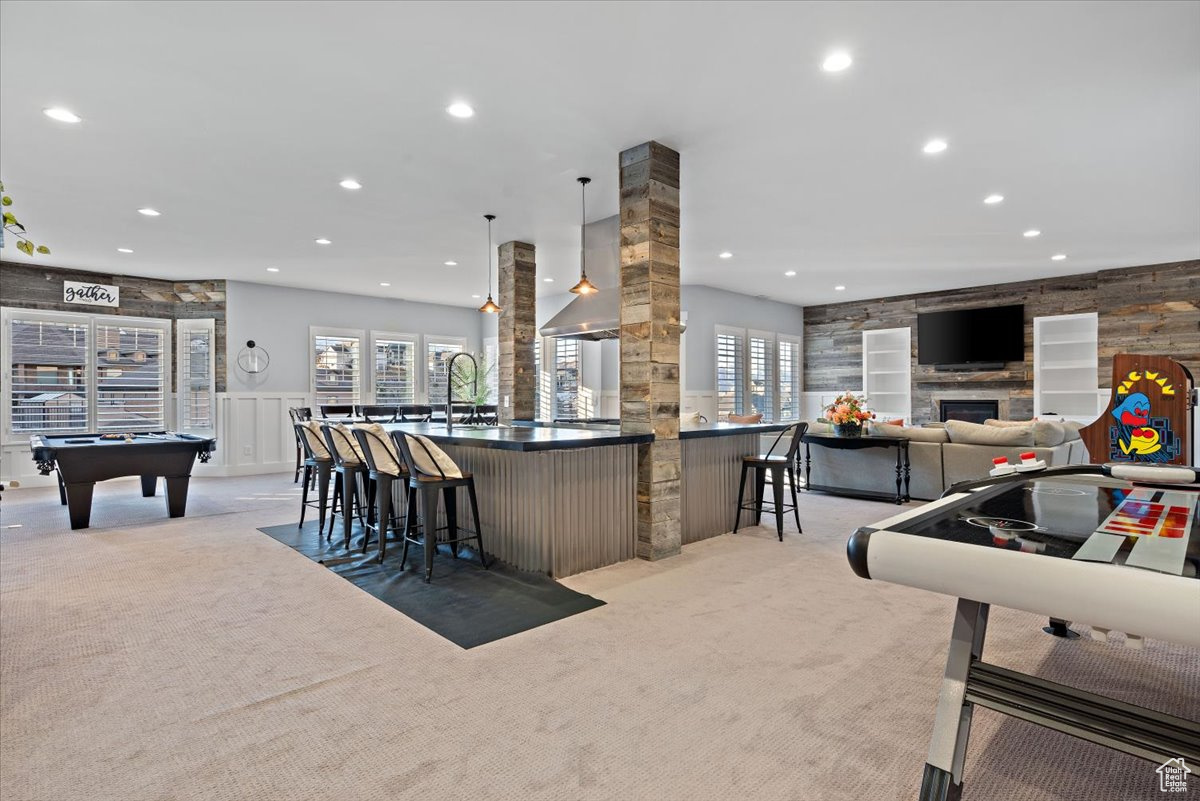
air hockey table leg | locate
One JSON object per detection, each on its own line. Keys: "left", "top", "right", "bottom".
{"left": 919, "top": 598, "right": 989, "bottom": 801}
{"left": 1043, "top": 617, "right": 1080, "bottom": 639}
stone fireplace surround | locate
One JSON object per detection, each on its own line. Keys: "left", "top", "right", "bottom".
{"left": 928, "top": 391, "right": 1013, "bottom": 423}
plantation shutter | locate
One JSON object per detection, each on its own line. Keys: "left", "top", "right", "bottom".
{"left": 96, "top": 321, "right": 168, "bottom": 431}
{"left": 748, "top": 332, "right": 776, "bottom": 421}
{"left": 777, "top": 337, "right": 802, "bottom": 421}
{"left": 716, "top": 328, "right": 745, "bottom": 418}
{"left": 313, "top": 333, "right": 361, "bottom": 407}
{"left": 554, "top": 338, "right": 581, "bottom": 420}
{"left": 426, "top": 339, "right": 463, "bottom": 406}
{"left": 374, "top": 337, "right": 416, "bottom": 405}
{"left": 176, "top": 319, "right": 215, "bottom": 432}
{"left": 8, "top": 314, "right": 90, "bottom": 433}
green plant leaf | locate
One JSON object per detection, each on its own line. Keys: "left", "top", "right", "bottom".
{"left": 2, "top": 211, "right": 16, "bottom": 226}
{"left": 16, "top": 239, "right": 32, "bottom": 255}
{"left": 36, "top": 245, "right": 50, "bottom": 254}
{"left": 1, "top": 196, "right": 11, "bottom": 206}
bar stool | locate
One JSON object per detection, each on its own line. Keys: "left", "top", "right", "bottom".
{"left": 288, "top": 407, "right": 313, "bottom": 483}
{"left": 734, "top": 422, "right": 808, "bottom": 541}
{"left": 320, "top": 404, "right": 355, "bottom": 419}
{"left": 320, "top": 423, "right": 368, "bottom": 549}
{"left": 351, "top": 425, "right": 411, "bottom": 561}
{"left": 359, "top": 405, "right": 399, "bottom": 423}
{"left": 398, "top": 404, "right": 433, "bottom": 422}
{"left": 294, "top": 422, "right": 333, "bottom": 531}
{"left": 391, "top": 431, "right": 487, "bottom": 583}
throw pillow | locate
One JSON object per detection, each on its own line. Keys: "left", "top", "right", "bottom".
{"left": 404, "top": 434, "right": 463, "bottom": 479}
{"left": 352, "top": 423, "right": 402, "bottom": 475}
{"left": 945, "top": 419, "right": 1035, "bottom": 447}
{"left": 729, "top": 413, "right": 763, "bottom": 424}
{"left": 300, "top": 421, "right": 331, "bottom": 459}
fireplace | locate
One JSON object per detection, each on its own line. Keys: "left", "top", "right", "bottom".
{"left": 940, "top": 399, "right": 1000, "bottom": 424}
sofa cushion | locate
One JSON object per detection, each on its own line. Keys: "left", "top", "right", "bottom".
{"left": 809, "top": 419, "right": 834, "bottom": 434}
{"left": 984, "top": 418, "right": 1067, "bottom": 447}
{"left": 1062, "top": 421, "right": 1083, "bottom": 441}
{"left": 945, "top": 419, "right": 1034, "bottom": 447}
{"left": 871, "top": 423, "right": 949, "bottom": 443}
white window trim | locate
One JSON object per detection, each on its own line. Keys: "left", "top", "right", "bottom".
{"left": 2, "top": 306, "right": 172, "bottom": 437}
{"left": 176, "top": 318, "right": 216, "bottom": 433}
{"left": 368, "top": 330, "right": 419, "bottom": 405}
{"left": 747, "top": 328, "right": 777, "bottom": 422}
{"left": 714, "top": 324, "right": 746, "bottom": 419}
{"left": 713, "top": 325, "right": 804, "bottom": 421}
{"left": 423, "top": 335, "right": 468, "bottom": 405}
{"left": 310, "top": 326, "right": 365, "bottom": 407}
{"left": 777, "top": 333, "right": 804, "bottom": 421}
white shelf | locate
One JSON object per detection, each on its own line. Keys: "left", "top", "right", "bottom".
{"left": 863, "top": 327, "right": 912, "bottom": 425}
{"left": 1033, "top": 313, "right": 1099, "bottom": 420}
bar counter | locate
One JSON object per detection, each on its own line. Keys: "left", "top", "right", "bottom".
{"left": 371, "top": 420, "right": 792, "bottom": 577}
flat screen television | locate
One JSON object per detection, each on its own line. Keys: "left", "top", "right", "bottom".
{"left": 917, "top": 304, "right": 1024, "bottom": 366}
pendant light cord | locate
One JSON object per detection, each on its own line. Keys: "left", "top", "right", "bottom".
{"left": 579, "top": 178, "right": 589, "bottom": 279}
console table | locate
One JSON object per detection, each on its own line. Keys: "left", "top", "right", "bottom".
{"left": 801, "top": 433, "right": 911, "bottom": 504}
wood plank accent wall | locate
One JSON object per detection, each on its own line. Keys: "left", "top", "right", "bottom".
{"left": 803, "top": 260, "right": 1199, "bottom": 424}
{"left": 0, "top": 261, "right": 228, "bottom": 392}
{"left": 497, "top": 241, "right": 536, "bottom": 425}
{"left": 620, "top": 140, "right": 683, "bottom": 561}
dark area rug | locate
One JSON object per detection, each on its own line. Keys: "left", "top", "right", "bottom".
{"left": 257, "top": 522, "right": 605, "bottom": 648}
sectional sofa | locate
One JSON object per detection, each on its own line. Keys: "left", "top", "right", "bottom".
{"left": 803, "top": 418, "right": 1090, "bottom": 501}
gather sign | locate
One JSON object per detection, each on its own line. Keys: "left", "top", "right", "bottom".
{"left": 63, "top": 281, "right": 120, "bottom": 308}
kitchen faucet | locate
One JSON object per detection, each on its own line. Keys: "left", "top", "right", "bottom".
{"left": 445, "top": 352, "right": 478, "bottom": 432}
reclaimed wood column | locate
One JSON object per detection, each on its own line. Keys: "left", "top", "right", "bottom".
{"left": 619, "top": 141, "right": 682, "bottom": 561}
{"left": 498, "top": 241, "right": 536, "bottom": 425}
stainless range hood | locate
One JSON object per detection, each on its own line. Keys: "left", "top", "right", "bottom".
{"left": 539, "top": 214, "right": 685, "bottom": 341}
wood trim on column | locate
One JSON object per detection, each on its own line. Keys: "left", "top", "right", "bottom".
{"left": 498, "top": 241, "right": 536, "bottom": 424}
{"left": 619, "top": 140, "right": 682, "bottom": 561}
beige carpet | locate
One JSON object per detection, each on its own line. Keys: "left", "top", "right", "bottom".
{"left": 1, "top": 474, "right": 1196, "bottom": 801}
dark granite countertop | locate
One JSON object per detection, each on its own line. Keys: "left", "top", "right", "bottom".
{"left": 511, "top": 420, "right": 793, "bottom": 440}
{"left": 378, "top": 422, "right": 653, "bottom": 452}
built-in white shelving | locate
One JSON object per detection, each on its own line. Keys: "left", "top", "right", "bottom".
{"left": 1033, "top": 312, "right": 1099, "bottom": 423}
{"left": 863, "top": 327, "right": 912, "bottom": 423}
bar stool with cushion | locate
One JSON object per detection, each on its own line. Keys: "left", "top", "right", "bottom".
{"left": 351, "top": 424, "right": 410, "bottom": 561}
{"left": 295, "top": 422, "right": 334, "bottom": 531}
{"left": 391, "top": 431, "right": 487, "bottom": 583}
{"left": 734, "top": 421, "right": 808, "bottom": 541}
{"left": 359, "top": 405, "right": 399, "bottom": 423}
{"left": 320, "top": 423, "right": 368, "bottom": 549}
{"left": 288, "top": 407, "right": 313, "bottom": 483}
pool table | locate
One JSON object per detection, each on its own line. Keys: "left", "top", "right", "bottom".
{"left": 30, "top": 432, "right": 217, "bottom": 530}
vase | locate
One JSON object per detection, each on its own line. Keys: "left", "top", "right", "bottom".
{"left": 834, "top": 423, "right": 863, "bottom": 438}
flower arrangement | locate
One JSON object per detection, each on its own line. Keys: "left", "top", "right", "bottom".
{"left": 823, "top": 392, "right": 874, "bottom": 428}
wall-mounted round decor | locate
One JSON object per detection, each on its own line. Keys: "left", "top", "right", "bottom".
{"left": 236, "top": 340, "right": 270, "bottom": 374}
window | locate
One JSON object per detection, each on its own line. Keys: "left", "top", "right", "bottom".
{"left": 3, "top": 308, "right": 171, "bottom": 435}
{"left": 372, "top": 333, "right": 417, "bottom": 405}
{"left": 177, "top": 318, "right": 215, "bottom": 432}
{"left": 777, "top": 336, "right": 802, "bottom": 420}
{"left": 715, "top": 327, "right": 744, "bottom": 419}
{"left": 426, "top": 338, "right": 465, "bottom": 406}
{"left": 535, "top": 339, "right": 552, "bottom": 420}
{"left": 7, "top": 312, "right": 90, "bottom": 433}
{"left": 553, "top": 338, "right": 582, "bottom": 419}
{"left": 748, "top": 331, "right": 775, "bottom": 421}
{"left": 312, "top": 329, "right": 362, "bottom": 408}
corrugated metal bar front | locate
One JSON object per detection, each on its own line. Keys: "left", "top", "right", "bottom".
{"left": 680, "top": 433, "right": 760, "bottom": 544}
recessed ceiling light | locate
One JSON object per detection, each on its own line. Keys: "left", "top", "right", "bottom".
{"left": 444, "top": 260, "right": 457, "bottom": 266}
{"left": 784, "top": 270, "right": 797, "bottom": 277}
{"left": 314, "top": 238, "right": 332, "bottom": 245}
{"left": 116, "top": 248, "right": 133, "bottom": 253}
{"left": 266, "top": 267, "right": 280, "bottom": 272}
{"left": 1051, "top": 254, "right": 1067, "bottom": 261}
{"left": 137, "top": 207, "right": 161, "bottom": 216}
{"left": 1023, "top": 229, "right": 1041, "bottom": 238}
{"left": 835, "top": 285, "right": 846, "bottom": 291}
{"left": 983, "top": 194, "right": 1004, "bottom": 205}
{"left": 339, "top": 178, "right": 362, "bottom": 190}
{"left": 380, "top": 282, "right": 391, "bottom": 287}
{"left": 447, "top": 102, "right": 475, "bottom": 118}
{"left": 43, "top": 107, "right": 81, "bottom": 123}
{"left": 471, "top": 294, "right": 481, "bottom": 299}
{"left": 922, "top": 139, "right": 948, "bottom": 154}
{"left": 821, "top": 51, "right": 853, "bottom": 72}
{"left": 544, "top": 277, "right": 554, "bottom": 283}
{"left": 718, "top": 251, "right": 733, "bottom": 259}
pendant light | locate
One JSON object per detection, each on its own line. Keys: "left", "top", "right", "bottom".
{"left": 478, "top": 213, "right": 502, "bottom": 314}
{"left": 570, "top": 177, "right": 598, "bottom": 295}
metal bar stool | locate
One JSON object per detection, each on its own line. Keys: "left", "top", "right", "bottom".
{"left": 288, "top": 407, "right": 313, "bottom": 483}
{"left": 391, "top": 431, "right": 487, "bottom": 583}
{"left": 320, "top": 404, "right": 355, "bottom": 420}
{"left": 398, "top": 404, "right": 434, "bottom": 422}
{"left": 351, "top": 426, "right": 411, "bottom": 561}
{"left": 320, "top": 424, "right": 369, "bottom": 549}
{"left": 360, "top": 405, "right": 399, "bottom": 423}
{"left": 734, "top": 422, "right": 808, "bottom": 541}
{"left": 294, "top": 422, "right": 334, "bottom": 531}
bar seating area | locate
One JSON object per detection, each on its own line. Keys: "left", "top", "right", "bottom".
{"left": 1, "top": 5, "right": 1196, "bottom": 801}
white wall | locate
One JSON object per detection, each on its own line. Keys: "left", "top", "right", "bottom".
{"left": 680, "top": 285, "right": 804, "bottom": 392}
{"left": 225, "top": 280, "right": 484, "bottom": 394}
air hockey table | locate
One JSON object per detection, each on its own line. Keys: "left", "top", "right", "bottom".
{"left": 846, "top": 462, "right": 1200, "bottom": 801}
{"left": 30, "top": 432, "right": 216, "bottom": 530}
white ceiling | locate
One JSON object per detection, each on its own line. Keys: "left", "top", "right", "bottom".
{"left": 2, "top": 0, "right": 1197, "bottom": 308}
